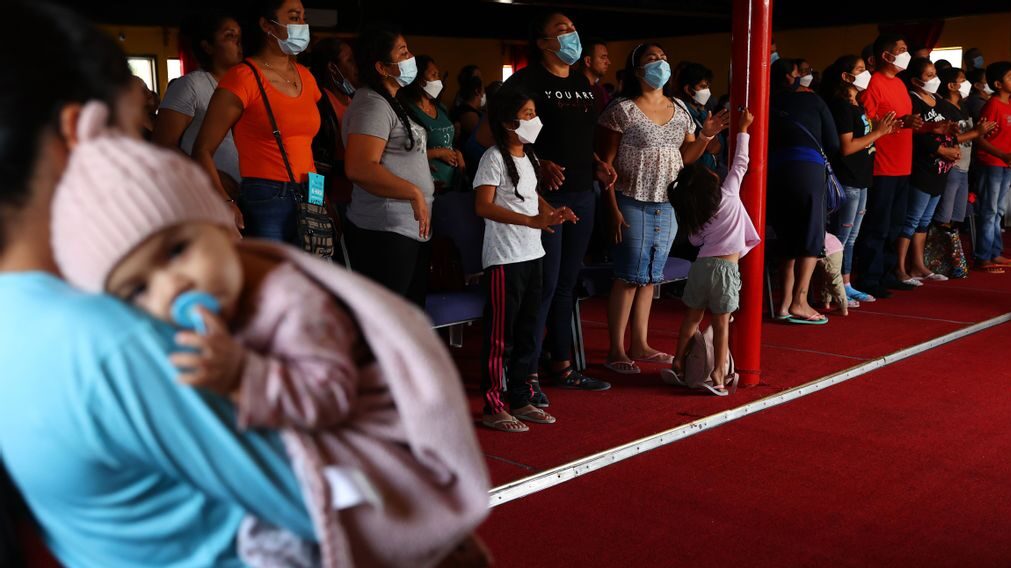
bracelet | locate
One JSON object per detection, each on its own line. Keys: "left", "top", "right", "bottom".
{"left": 224, "top": 198, "right": 236, "bottom": 204}
{"left": 699, "top": 132, "right": 715, "bottom": 142}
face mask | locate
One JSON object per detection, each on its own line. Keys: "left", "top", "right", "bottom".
{"left": 921, "top": 77, "right": 941, "bottom": 94}
{"left": 890, "top": 51, "right": 911, "bottom": 71}
{"left": 388, "top": 56, "right": 417, "bottom": 87}
{"left": 984, "top": 83, "right": 995, "bottom": 95}
{"left": 422, "top": 79, "right": 443, "bottom": 100}
{"left": 551, "top": 31, "right": 582, "bottom": 66}
{"left": 330, "top": 67, "right": 355, "bottom": 97}
{"left": 270, "top": 21, "right": 309, "bottom": 56}
{"left": 851, "top": 70, "right": 872, "bottom": 91}
{"left": 693, "top": 87, "right": 712, "bottom": 106}
{"left": 799, "top": 74, "right": 814, "bottom": 88}
{"left": 511, "top": 116, "right": 544, "bottom": 144}
{"left": 641, "top": 60, "right": 671, "bottom": 90}
{"left": 973, "top": 56, "right": 985, "bottom": 69}
{"left": 770, "top": 51, "right": 780, "bottom": 63}
{"left": 959, "top": 81, "right": 972, "bottom": 98}
{"left": 480, "top": 93, "right": 487, "bottom": 108}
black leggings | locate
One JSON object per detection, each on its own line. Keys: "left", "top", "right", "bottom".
{"left": 345, "top": 221, "right": 431, "bottom": 307}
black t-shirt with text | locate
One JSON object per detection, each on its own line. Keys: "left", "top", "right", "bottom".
{"left": 828, "top": 98, "right": 875, "bottom": 189}
{"left": 910, "top": 92, "right": 957, "bottom": 196}
{"left": 504, "top": 63, "right": 598, "bottom": 194}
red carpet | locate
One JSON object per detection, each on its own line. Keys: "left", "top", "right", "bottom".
{"left": 478, "top": 321, "right": 1011, "bottom": 567}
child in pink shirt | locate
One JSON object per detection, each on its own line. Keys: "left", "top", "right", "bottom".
{"left": 667, "top": 110, "right": 759, "bottom": 394}
{"left": 50, "top": 103, "right": 490, "bottom": 568}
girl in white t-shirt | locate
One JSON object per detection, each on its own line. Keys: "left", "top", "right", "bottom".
{"left": 474, "top": 86, "right": 577, "bottom": 433}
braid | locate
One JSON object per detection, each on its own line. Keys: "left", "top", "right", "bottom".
{"left": 526, "top": 146, "right": 542, "bottom": 194}
{"left": 497, "top": 141, "right": 523, "bottom": 201}
{"left": 375, "top": 87, "right": 417, "bottom": 151}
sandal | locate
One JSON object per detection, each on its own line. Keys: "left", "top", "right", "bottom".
{"left": 603, "top": 360, "right": 641, "bottom": 374}
{"left": 512, "top": 405, "right": 557, "bottom": 424}
{"left": 529, "top": 378, "right": 550, "bottom": 408}
{"left": 632, "top": 351, "right": 675, "bottom": 364}
{"left": 781, "top": 313, "right": 829, "bottom": 325}
{"left": 977, "top": 263, "right": 1006, "bottom": 274}
{"left": 481, "top": 414, "right": 529, "bottom": 433}
{"left": 549, "top": 367, "right": 612, "bottom": 391}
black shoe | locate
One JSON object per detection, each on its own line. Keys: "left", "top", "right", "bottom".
{"left": 550, "top": 367, "right": 611, "bottom": 391}
{"left": 529, "top": 379, "right": 550, "bottom": 408}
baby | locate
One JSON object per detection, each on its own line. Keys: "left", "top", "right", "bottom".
{"left": 51, "top": 102, "right": 489, "bottom": 568}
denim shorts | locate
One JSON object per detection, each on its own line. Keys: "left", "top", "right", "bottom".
{"left": 612, "top": 193, "right": 677, "bottom": 285}
{"left": 239, "top": 177, "right": 302, "bottom": 245}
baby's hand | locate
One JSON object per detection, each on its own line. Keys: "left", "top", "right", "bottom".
{"left": 170, "top": 307, "right": 245, "bottom": 394}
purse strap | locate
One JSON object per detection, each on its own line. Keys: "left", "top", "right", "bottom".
{"left": 243, "top": 59, "right": 297, "bottom": 184}
{"left": 772, "top": 106, "right": 837, "bottom": 175}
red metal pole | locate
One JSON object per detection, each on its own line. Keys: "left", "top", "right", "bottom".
{"left": 729, "top": 0, "right": 772, "bottom": 387}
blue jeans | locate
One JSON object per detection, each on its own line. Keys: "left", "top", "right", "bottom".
{"left": 901, "top": 187, "right": 941, "bottom": 239}
{"left": 832, "top": 185, "right": 867, "bottom": 275}
{"left": 611, "top": 194, "right": 676, "bottom": 285}
{"left": 975, "top": 166, "right": 1011, "bottom": 261}
{"left": 934, "top": 169, "right": 969, "bottom": 224}
{"left": 239, "top": 178, "right": 300, "bottom": 245}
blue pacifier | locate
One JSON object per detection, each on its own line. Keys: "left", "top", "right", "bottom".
{"left": 170, "top": 291, "right": 221, "bottom": 335}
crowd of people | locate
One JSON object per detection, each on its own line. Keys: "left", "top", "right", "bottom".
{"left": 2, "top": 0, "right": 1011, "bottom": 564}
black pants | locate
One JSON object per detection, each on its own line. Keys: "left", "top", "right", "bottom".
{"left": 854, "top": 175, "right": 909, "bottom": 290}
{"left": 534, "top": 190, "right": 596, "bottom": 365}
{"left": 345, "top": 220, "right": 431, "bottom": 307}
{"left": 482, "top": 259, "right": 543, "bottom": 414}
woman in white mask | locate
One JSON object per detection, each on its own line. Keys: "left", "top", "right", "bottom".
{"left": 597, "top": 44, "right": 729, "bottom": 373}
{"left": 194, "top": 0, "right": 323, "bottom": 243}
{"left": 398, "top": 55, "right": 467, "bottom": 192}
{"left": 674, "top": 61, "right": 723, "bottom": 173}
{"left": 819, "top": 54, "right": 898, "bottom": 307}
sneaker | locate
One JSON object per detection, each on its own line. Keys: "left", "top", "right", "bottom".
{"left": 550, "top": 367, "right": 611, "bottom": 391}
{"left": 529, "top": 379, "right": 550, "bottom": 408}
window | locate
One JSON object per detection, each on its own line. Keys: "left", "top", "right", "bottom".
{"left": 167, "top": 59, "right": 183, "bottom": 83}
{"left": 127, "top": 56, "right": 157, "bottom": 93}
{"left": 930, "top": 47, "right": 962, "bottom": 69}
{"left": 502, "top": 65, "right": 514, "bottom": 82}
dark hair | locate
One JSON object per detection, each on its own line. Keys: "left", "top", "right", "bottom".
{"left": 580, "top": 37, "right": 606, "bottom": 66}
{"left": 182, "top": 11, "right": 236, "bottom": 70}
{"left": 619, "top": 43, "right": 664, "bottom": 100}
{"left": 819, "top": 55, "right": 860, "bottom": 102}
{"left": 873, "top": 33, "right": 905, "bottom": 62}
{"left": 937, "top": 67, "right": 964, "bottom": 99}
{"left": 398, "top": 55, "right": 437, "bottom": 107}
{"left": 243, "top": 0, "right": 286, "bottom": 56}
{"left": 903, "top": 57, "right": 933, "bottom": 91}
{"left": 861, "top": 44, "right": 875, "bottom": 66}
{"left": 934, "top": 59, "right": 953, "bottom": 74}
{"left": 459, "top": 75, "right": 484, "bottom": 102}
{"left": 0, "top": 1, "right": 131, "bottom": 252}
{"left": 485, "top": 80, "right": 504, "bottom": 100}
{"left": 771, "top": 57, "right": 799, "bottom": 92}
{"left": 457, "top": 65, "right": 480, "bottom": 87}
{"left": 674, "top": 61, "right": 713, "bottom": 104}
{"left": 309, "top": 37, "right": 349, "bottom": 94}
{"left": 668, "top": 163, "right": 721, "bottom": 236}
{"left": 527, "top": 11, "right": 566, "bottom": 65}
{"left": 967, "top": 67, "right": 987, "bottom": 86}
{"left": 488, "top": 86, "right": 541, "bottom": 200}
{"left": 355, "top": 24, "right": 417, "bottom": 151}
{"left": 985, "top": 61, "right": 1011, "bottom": 93}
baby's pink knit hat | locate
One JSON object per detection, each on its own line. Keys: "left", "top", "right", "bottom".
{"left": 52, "top": 101, "right": 234, "bottom": 293}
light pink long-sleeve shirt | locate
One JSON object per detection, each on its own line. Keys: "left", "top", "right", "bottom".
{"left": 232, "top": 243, "right": 490, "bottom": 568}
{"left": 689, "top": 132, "right": 762, "bottom": 259}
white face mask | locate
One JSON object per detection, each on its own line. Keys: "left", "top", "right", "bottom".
{"left": 984, "top": 83, "right": 995, "bottom": 95}
{"left": 693, "top": 88, "right": 712, "bottom": 106}
{"left": 851, "top": 70, "right": 872, "bottom": 91}
{"left": 890, "top": 51, "right": 911, "bottom": 71}
{"left": 512, "top": 116, "right": 543, "bottom": 144}
{"left": 921, "top": 77, "right": 941, "bottom": 94}
{"left": 480, "top": 93, "right": 487, "bottom": 108}
{"left": 270, "top": 21, "right": 310, "bottom": 56}
{"left": 422, "top": 79, "right": 444, "bottom": 100}
{"left": 799, "top": 74, "right": 814, "bottom": 88}
{"left": 958, "top": 81, "right": 972, "bottom": 99}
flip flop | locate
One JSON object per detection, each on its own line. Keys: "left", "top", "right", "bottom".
{"left": 512, "top": 407, "right": 557, "bottom": 424}
{"left": 481, "top": 415, "right": 529, "bottom": 433}
{"left": 660, "top": 368, "right": 687, "bottom": 387}
{"left": 632, "top": 352, "right": 674, "bottom": 364}
{"left": 782, "top": 314, "right": 829, "bottom": 325}
{"left": 603, "top": 360, "right": 641, "bottom": 374}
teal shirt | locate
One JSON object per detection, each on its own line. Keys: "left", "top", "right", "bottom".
{"left": 411, "top": 101, "right": 457, "bottom": 187}
{"left": 0, "top": 273, "right": 314, "bottom": 568}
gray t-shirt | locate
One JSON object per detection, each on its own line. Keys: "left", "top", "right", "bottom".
{"left": 473, "top": 147, "right": 545, "bottom": 269}
{"left": 159, "top": 70, "right": 241, "bottom": 183}
{"left": 342, "top": 88, "right": 434, "bottom": 242}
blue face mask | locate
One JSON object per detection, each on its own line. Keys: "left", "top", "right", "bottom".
{"left": 388, "top": 56, "right": 418, "bottom": 87}
{"left": 270, "top": 21, "right": 310, "bottom": 56}
{"left": 551, "top": 31, "right": 582, "bottom": 66}
{"left": 641, "top": 60, "right": 671, "bottom": 90}
{"left": 771, "top": 51, "right": 780, "bottom": 63}
{"left": 330, "top": 67, "right": 355, "bottom": 96}
{"left": 973, "top": 56, "right": 985, "bottom": 69}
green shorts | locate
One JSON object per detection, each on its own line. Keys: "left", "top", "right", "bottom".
{"left": 681, "top": 257, "right": 741, "bottom": 314}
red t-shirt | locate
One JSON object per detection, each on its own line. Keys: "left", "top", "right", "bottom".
{"left": 219, "top": 61, "right": 322, "bottom": 183}
{"left": 977, "top": 96, "right": 1011, "bottom": 168}
{"left": 861, "top": 73, "right": 913, "bottom": 177}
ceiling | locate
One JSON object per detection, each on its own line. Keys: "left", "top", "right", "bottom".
{"left": 60, "top": 0, "right": 1011, "bottom": 40}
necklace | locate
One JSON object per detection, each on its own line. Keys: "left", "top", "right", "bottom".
{"left": 262, "top": 59, "right": 298, "bottom": 87}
